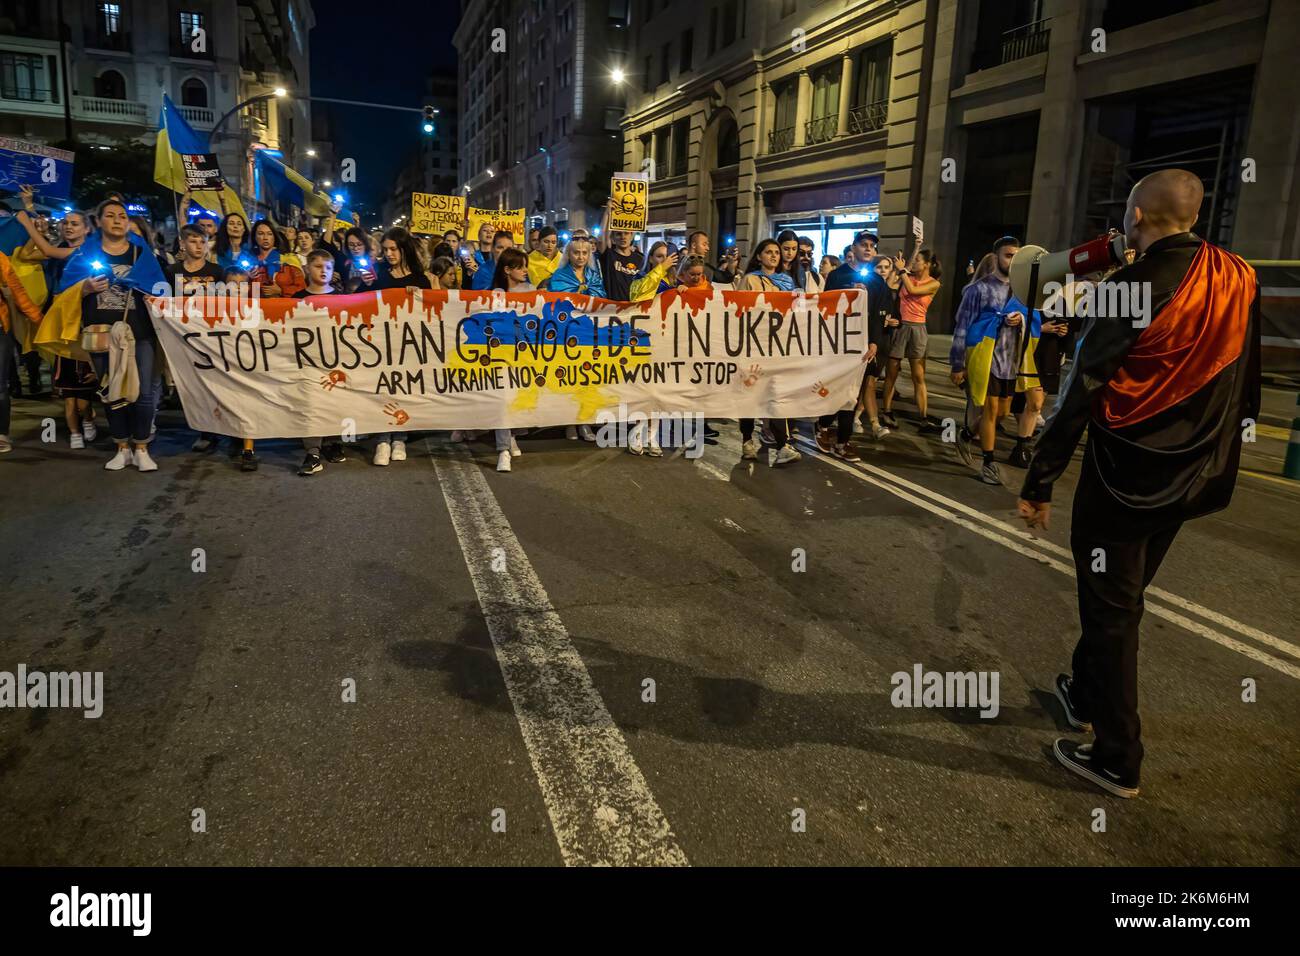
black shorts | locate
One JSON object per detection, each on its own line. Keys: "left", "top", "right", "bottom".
{"left": 988, "top": 376, "right": 1017, "bottom": 399}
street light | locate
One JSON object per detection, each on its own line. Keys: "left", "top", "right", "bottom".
{"left": 306, "top": 149, "right": 317, "bottom": 157}
{"left": 212, "top": 87, "right": 291, "bottom": 140}
{"left": 611, "top": 67, "right": 625, "bottom": 84}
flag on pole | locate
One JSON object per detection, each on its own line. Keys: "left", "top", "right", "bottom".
{"left": 154, "top": 94, "right": 246, "bottom": 220}
{"left": 252, "top": 150, "right": 351, "bottom": 220}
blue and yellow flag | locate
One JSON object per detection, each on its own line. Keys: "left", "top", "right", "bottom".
{"left": 965, "top": 294, "right": 1041, "bottom": 406}
{"left": 154, "top": 94, "right": 247, "bottom": 221}
{"left": 253, "top": 150, "right": 343, "bottom": 218}
{"left": 0, "top": 214, "right": 49, "bottom": 308}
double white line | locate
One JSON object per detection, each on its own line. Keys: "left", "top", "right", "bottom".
{"left": 780, "top": 434, "right": 1300, "bottom": 681}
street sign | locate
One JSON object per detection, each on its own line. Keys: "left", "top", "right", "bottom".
{"left": 411, "top": 192, "right": 465, "bottom": 236}
{"left": 609, "top": 172, "right": 649, "bottom": 233}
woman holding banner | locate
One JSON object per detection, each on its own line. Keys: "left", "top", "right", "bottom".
{"left": 486, "top": 248, "right": 531, "bottom": 472}
{"left": 736, "top": 239, "right": 800, "bottom": 466}
{"left": 545, "top": 237, "right": 603, "bottom": 442}
{"left": 214, "top": 213, "right": 252, "bottom": 273}
{"left": 248, "top": 219, "right": 305, "bottom": 298}
{"left": 367, "top": 228, "right": 431, "bottom": 467}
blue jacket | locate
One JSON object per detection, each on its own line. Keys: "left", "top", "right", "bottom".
{"left": 546, "top": 263, "right": 606, "bottom": 298}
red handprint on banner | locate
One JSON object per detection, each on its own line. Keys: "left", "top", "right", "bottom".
{"left": 321, "top": 370, "right": 348, "bottom": 391}
{"left": 742, "top": 364, "right": 763, "bottom": 388}
{"left": 383, "top": 403, "right": 410, "bottom": 427}
{"left": 812, "top": 381, "right": 830, "bottom": 398}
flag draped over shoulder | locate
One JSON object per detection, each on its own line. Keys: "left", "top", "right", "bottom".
{"left": 154, "top": 94, "right": 247, "bottom": 220}
{"left": 34, "top": 232, "right": 168, "bottom": 362}
{"left": 0, "top": 215, "right": 46, "bottom": 307}
{"left": 252, "top": 150, "right": 346, "bottom": 219}
{"left": 965, "top": 294, "right": 1041, "bottom": 406}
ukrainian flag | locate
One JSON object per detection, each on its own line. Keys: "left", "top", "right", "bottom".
{"left": 965, "top": 294, "right": 1041, "bottom": 406}
{"left": 253, "top": 150, "right": 341, "bottom": 218}
{"left": 0, "top": 214, "right": 49, "bottom": 311}
{"left": 154, "top": 94, "right": 247, "bottom": 221}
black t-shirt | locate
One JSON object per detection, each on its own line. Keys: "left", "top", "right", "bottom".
{"left": 167, "top": 259, "right": 223, "bottom": 294}
{"left": 88, "top": 248, "right": 154, "bottom": 341}
{"left": 358, "top": 264, "right": 432, "bottom": 292}
{"left": 824, "top": 261, "right": 864, "bottom": 291}
{"left": 601, "top": 247, "right": 642, "bottom": 301}
{"left": 293, "top": 287, "right": 337, "bottom": 298}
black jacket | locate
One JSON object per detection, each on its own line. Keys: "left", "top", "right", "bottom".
{"left": 1021, "top": 232, "right": 1261, "bottom": 533}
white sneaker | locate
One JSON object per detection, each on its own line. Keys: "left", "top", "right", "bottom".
{"left": 509, "top": 436, "right": 521, "bottom": 457}
{"left": 496, "top": 450, "right": 512, "bottom": 472}
{"left": 82, "top": 421, "right": 97, "bottom": 442}
{"left": 391, "top": 440, "right": 407, "bottom": 462}
{"left": 105, "top": 447, "right": 133, "bottom": 471}
{"left": 449, "top": 430, "right": 464, "bottom": 442}
{"left": 134, "top": 447, "right": 158, "bottom": 472}
{"left": 741, "top": 439, "right": 758, "bottom": 460}
{"left": 373, "top": 441, "right": 391, "bottom": 466}
{"left": 853, "top": 417, "right": 865, "bottom": 434}
{"left": 775, "top": 445, "right": 802, "bottom": 465}
{"left": 565, "top": 425, "right": 578, "bottom": 440}
{"left": 0, "top": 435, "right": 12, "bottom": 454}
{"left": 628, "top": 430, "right": 645, "bottom": 455}
{"left": 647, "top": 433, "right": 663, "bottom": 457}
{"left": 70, "top": 433, "right": 85, "bottom": 450}
{"left": 578, "top": 424, "right": 596, "bottom": 442}
{"left": 872, "top": 422, "right": 891, "bottom": 440}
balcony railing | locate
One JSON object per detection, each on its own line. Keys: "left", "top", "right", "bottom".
{"left": 848, "top": 99, "right": 888, "bottom": 134}
{"left": 179, "top": 105, "right": 216, "bottom": 127}
{"left": 1000, "top": 19, "right": 1050, "bottom": 64}
{"left": 76, "top": 95, "right": 148, "bottom": 124}
{"left": 805, "top": 114, "right": 837, "bottom": 145}
{"left": 768, "top": 125, "right": 795, "bottom": 154}
{"left": 85, "top": 28, "right": 131, "bottom": 52}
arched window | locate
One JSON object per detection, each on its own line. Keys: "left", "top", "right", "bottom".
{"left": 717, "top": 114, "right": 739, "bottom": 168}
{"left": 181, "top": 77, "right": 208, "bottom": 108}
{"left": 94, "top": 69, "right": 126, "bottom": 100}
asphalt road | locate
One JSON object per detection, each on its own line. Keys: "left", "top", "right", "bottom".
{"left": 1, "top": 364, "right": 1297, "bottom": 866}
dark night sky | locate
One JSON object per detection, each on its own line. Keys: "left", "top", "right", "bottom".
{"left": 308, "top": 1, "right": 460, "bottom": 217}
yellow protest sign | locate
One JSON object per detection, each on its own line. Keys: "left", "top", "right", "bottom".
{"left": 411, "top": 193, "right": 466, "bottom": 236}
{"left": 609, "top": 172, "right": 649, "bottom": 232}
{"left": 468, "top": 207, "right": 526, "bottom": 245}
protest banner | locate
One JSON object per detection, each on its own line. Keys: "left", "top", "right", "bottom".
{"left": 609, "top": 172, "right": 649, "bottom": 232}
{"left": 467, "top": 207, "right": 526, "bottom": 245}
{"left": 148, "top": 288, "right": 867, "bottom": 438}
{"left": 0, "top": 136, "right": 75, "bottom": 200}
{"left": 411, "top": 193, "right": 466, "bottom": 235}
{"left": 180, "top": 152, "right": 225, "bottom": 191}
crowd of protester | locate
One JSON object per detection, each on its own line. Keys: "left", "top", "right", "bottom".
{"left": 1, "top": 183, "right": 1079, "bottom": 481}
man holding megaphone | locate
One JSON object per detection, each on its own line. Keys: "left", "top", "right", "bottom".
{"left": 1016, "top": 169, "right": 1261, "bottom": 798}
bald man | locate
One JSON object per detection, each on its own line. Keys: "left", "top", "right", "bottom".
{"left": 1017, "top": 168, "right": 1260, "bottom": 798}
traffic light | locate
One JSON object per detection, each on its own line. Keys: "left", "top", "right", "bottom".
{"left": 422, "top": 106, "right": 436, "bottom": 135}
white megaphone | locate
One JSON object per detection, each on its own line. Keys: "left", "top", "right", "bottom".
{"left": 1010, "top": 231, "right": 1128, "bottom": 310}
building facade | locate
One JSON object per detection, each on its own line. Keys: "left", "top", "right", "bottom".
{"left": 454, "top": 0, "right": 627, "bottom": 232}
{"left": 0, "top": 0, "right": 317, "bottom": 220}
{"left": 621, "top": 0, "right": 1299, "bottom": 329}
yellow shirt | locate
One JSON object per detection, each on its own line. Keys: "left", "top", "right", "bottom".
{"left": 527, "top": 250, "right": 562, "bottom": 287}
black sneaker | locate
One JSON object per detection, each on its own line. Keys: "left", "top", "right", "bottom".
{"left": 916, "top": 418, "right": 940, "bottom": 435}
{"left": 1007, "top": 443, "right": 1033, "bottom": 468}
{"left": 298, "top": 453, "right": 324, "bottom": 476}
{"left": 956, "top": 426, "right": 975, "bottom": 466}
{"left": 1054, "top": 674, "right": 1093, "bottom": 732}
{"left": 979, "top": 460, "right": 1002, "bottom": 485}
{"left": 322, "top": 442, "right": 347, "bottom": 463}
{"left": 239, "top": 450, "right": 259, "bottom": 472}
{"left": 880, "top": 410, "right": 898, "bottom": 429}
{"left": 1053, "top": 739, "right": 1139, "bottom": 798}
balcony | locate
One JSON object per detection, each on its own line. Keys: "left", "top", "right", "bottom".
{"left": 848, "top": 99, "right": 888, "bottom": 134}
{"left": 1000, "top": 19, "right": 1051, "bottom": 65}
{"left": 768, "top": 125, "right": 794, "bottom": 154}
{"left": 84, "top": 29, "right": 131, "bottom": 53}
{"left": 179, "top": 105, "right": 216, "bottom": 128}
{"left": 76, "top": 95, "right": 148, "bottom": 124}
{"left": 805, "top": 115, "right": 837, "bottom": 145}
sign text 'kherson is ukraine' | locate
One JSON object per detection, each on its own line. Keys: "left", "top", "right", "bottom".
{"left": 147, "top": 288, "right": 869, "bottom": 438}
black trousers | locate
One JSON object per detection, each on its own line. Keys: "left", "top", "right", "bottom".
{"left": 817, "top": 410, "right": 854, "bottom": 443}
{"left": 739, "top": 418, "right": 789, "bottom": 446}
{"left": 1069, "top": 476, "right": 1183, "bottom": 781}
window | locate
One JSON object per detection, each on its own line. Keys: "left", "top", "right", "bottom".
{"left": 0, "top": 52, "right": 47, "bottom": 101}
{"left": 716, "top": 114, "right": 739, "bottom": 167}
{"left": 179, "top": 11, "right": 204, "bottom": 49}
{"left": 653, "top": 127, "right": 670, "bottom": 175}
{"left": 180, "top": 77, "right": 208, "bottom": 107}
{"left": 671, "top": 117, "right": 689, "bottom": 176}
{"left": 560, "top": 60, "right": 571, "bottom": 88}
{"left": 643, "top": 54, "right": 653, "bottom": 92}
{"left": 98, "top": 1, "right": 121, "bottom": 35}
{"left": 850, "top": 39, "right": 892, "bottom": 133}
{"left": 659, "top": 42, "right": 670, "bottom": 84}
{"left": 721, "top": 0, "right": 738, "bottom": 46}
{"left": 94, "top": 69, "right": 126, "bottom": 100}
{"left": 769, "top": 80, "right": 796, "bottom": 153}
{"left": 680, "top": 28, "right": 693, "bottom": 73}
{"left": 604, "top": 106, "right": 623, "bottom": 131}
{"left": 608, "top": 0, "right": 629, "bottom": 27}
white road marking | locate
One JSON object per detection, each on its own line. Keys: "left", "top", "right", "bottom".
{"left": 830, "top": 449, "right": 1300, "bottom": 662}
{"left": 431, "top": 449, "right": 689, "bottom": 866}
{"left": 705, "top": 429, "right": 1300, "bottom": 680}
{"left": 694, "top": 458, "right": 731, "bottom": 482}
